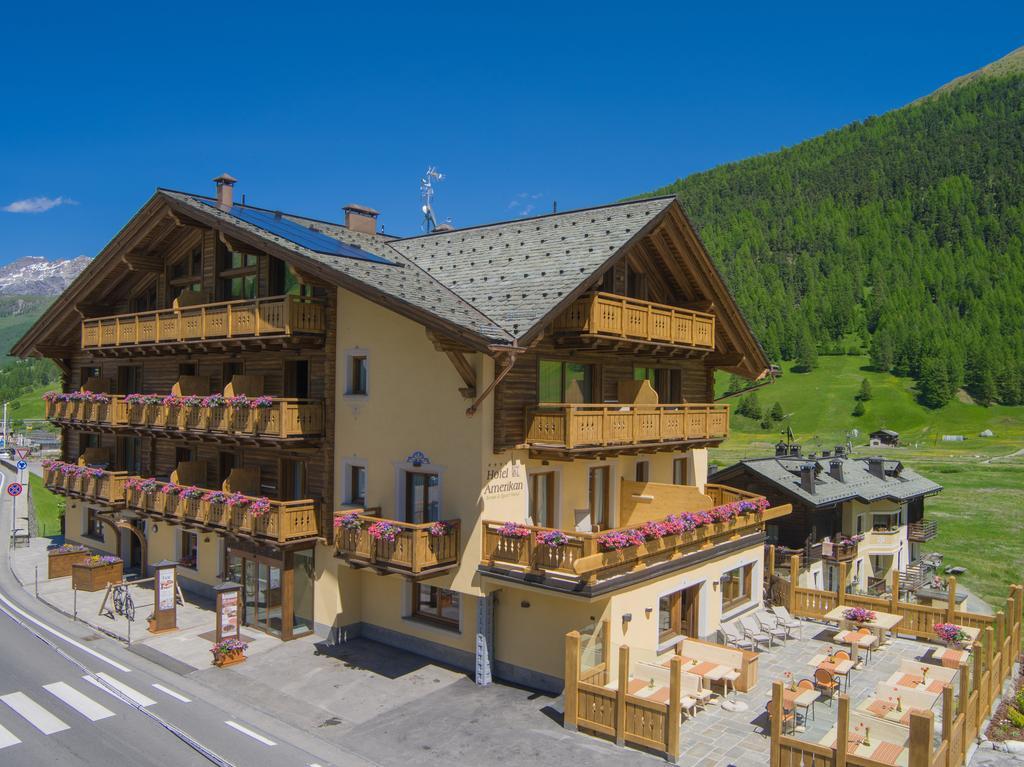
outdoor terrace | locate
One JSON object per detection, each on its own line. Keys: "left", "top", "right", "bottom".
{"left": 333, "top": 509, "right": 461, "bottom": 578}
{"left": 43, "top": 465, "right": 129, "bottom": 507}
{"left": 552, "top": 291, "right": 716, "bottom": 355}
{"left": 908, "top": 520, "right": 938, "bottom": 543}
{"left": 80, "top": 294, "right": 325, "bottom": 355}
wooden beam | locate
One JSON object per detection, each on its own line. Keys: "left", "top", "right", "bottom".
{"left": 444, "top": 351, "right": 477, "bottom": 397}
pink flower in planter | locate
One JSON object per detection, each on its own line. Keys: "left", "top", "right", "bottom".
{"left": 497, "top": 522, "right": 531, "bottom": 539}
{"left": 177, "top": 485, "right": 204, "bottom": 501}
{"left": 334, "top": 512, "right": 364, "bottom": 530}
{"left": 428, "top": 520, "right": 453, "bottom": 537}
{"left": 247, "top": 497, "right": 272, "bottom": 517}
{"left": 367, "top": 520, "right": 402, "bottom": 542}
{"left": 536, "top": 529, "right": 571, "bottom": 547}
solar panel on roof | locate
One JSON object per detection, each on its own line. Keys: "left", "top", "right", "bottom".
{"left": 198, "top": 199, "right": 395, "bottom": 265}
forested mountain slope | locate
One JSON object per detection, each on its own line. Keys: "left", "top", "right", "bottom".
{"left": 643, "top": 72, "right": 1024, "bottom": 407}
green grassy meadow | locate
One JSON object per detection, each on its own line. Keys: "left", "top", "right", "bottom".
{"left": 7, "top": 383, "right": 52, "bottom": 423}
{"left": 714, "top": 355, "right": 1024, "bottom": 609}
{"left": 28, "top": 472, "right": 63, "bottom": 537}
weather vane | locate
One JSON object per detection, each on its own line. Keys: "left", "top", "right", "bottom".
{"left": 420, "top": 166, "right": 445, "bottom": 232}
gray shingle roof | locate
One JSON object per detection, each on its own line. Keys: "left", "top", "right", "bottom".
{"left": 709, "top": 455, "right": 942, "bottom": 507}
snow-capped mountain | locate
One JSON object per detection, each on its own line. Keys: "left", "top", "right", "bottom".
{"left": 0, "top": 256, "right": 91, "bottom": 296}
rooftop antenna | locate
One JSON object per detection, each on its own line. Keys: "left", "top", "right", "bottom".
{"left": 420, "top": 166, "right": 445, "bottom": 232}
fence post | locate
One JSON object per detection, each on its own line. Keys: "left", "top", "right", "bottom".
{"left": 837, "top": 562, "right": 847, "bottom": 606}
{"left": 770, "top": 681, "right": 783, "bottom": 767}
{"left": 563, "top": 631, "right": 580, "bottom": 732}
{"left": 973, "top": 648, "right": 985, "bottom": 733}
{"left": 946, "top": 576, "right": 957, "bottom": 623}
{"left": 789, "top": 555, "right": 799, "bottom": 610}
{"left": 942, "top": 685, "right": 953, "bottom": 749}
{"left": 767, "top": 545, "right": 775, "bottom": 583}
{"left": 615, "top": 645, "right": 629, "bottom": 746}
{"left": 958, "top": 670, "right": 970, "bottom": 762}
{"left": 985, "top": 626, "right": 996, "bottom": 708}
{"left": 667, "top": 656, "right": 681, "bottom": 763}
{"left": 908, "top": 709, "right": 934, "bottom": 767}
{"left": 996, "top": 611, "right": 1006, "bottom": 678}
{"left": 836, "top": 694, "right": 850, "bottom": 767}
{"left": 890, "top": 568, "right": 901, "bottom": 615}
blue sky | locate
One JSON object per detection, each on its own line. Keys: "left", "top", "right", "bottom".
{"left": 1, "top": 1, "right": 1022, "bottom": 265}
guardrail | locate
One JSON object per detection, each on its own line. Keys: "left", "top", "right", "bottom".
{"left": 553, "top": 291, "right": 715, "bottom": 350}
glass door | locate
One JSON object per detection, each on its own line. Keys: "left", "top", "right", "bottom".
{"left": 405, "top": 473, "right": 439, "bottom": 523}
{"left": 244, "top": 559, "right": 258, "bottom": 628}
{"left": 264, "top": 562, "right": 282, "bottom": 637}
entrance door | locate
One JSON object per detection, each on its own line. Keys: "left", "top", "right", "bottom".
{"left": 659, "top": 583, "right": 702, "bottom": 642}
{"left": 404, "top": 473, "right": 439, "bottom": 524}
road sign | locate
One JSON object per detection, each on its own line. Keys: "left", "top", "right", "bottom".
{"left": 15, "top": 460, "right": 27, "bottom": 471}
{"left": 15, "top": 448, "right": 30, "bottom": 459}
{"left": 0, "top": 438, "right": 6, "bottom": 448}
{"left": 7, "top": 482, "right": 23, "bottom": 497}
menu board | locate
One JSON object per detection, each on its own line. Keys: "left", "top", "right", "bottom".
{"left": 220, "top": 590, "right": 239, "bottom": 636}
{"left": 157, "top": 568, "right": 176, "bottom": 611}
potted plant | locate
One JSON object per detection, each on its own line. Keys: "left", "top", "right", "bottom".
{"left": 497, "top": 522, "right": 532, "bottom": 540}
{"left": 47, "top": 543, "right": 90, "bottom": 579}
{"left": 367, "top": 520, "right": 402, "bottom": 544}
{"left": 934, "top": 622, "right": 970, "bottom": 648}
{"left": 71, "top": 555, "right": 123, "bottom": 592}
{"left": 210, "top": 638, "right": 248, "bottom": 667}
{"left": 843, "top": 606, "right": 876, "bottom": 624}
{"left": 428, "top": 520, "right": 453, "bottom": 537}
{"left": 536, "top": 529, "right": 571, "bottom": 548}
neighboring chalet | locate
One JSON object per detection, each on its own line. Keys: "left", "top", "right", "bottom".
{"left": 709, "top": 444, "right": 942, "bottom": 598}
{"left": 15, "top": 176, "right": 789, "bottom": 690}
{"left": 869, "top": 428, "right": 900, "bottom": 447}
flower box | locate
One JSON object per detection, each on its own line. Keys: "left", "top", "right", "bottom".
{"left": 71, "top": 558, "right": 123, "bottom": 592}
{"left": 210, "top": 638, "right": 248, "bottom": 667}
{"left": 212, "top": 649, "right": 246, "bottom": 667}
{"left": 47, "top": 546, "right": 90, "bottom": 579}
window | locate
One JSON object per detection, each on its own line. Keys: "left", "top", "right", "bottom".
{"left": 80, "top": 366, "right": 101, "bottom": 389}
{"left": 626, "top": 263, "right": 647, "bottom": 299}
{"left": 269, "top": 257, "right": 310, "bottom": 296}
{"left": 80, "top": 433, "right": 100, "bottom": 451}
{"left": 116, "top": 366, "right": 142, "bottom": 395}
{"left": 128, "top": 284, "right": 157, "bottom": 313}
{"left": 412, "top": 584, "right": 459, "bottom": 629}
{"left": 659, "top": 585, "right": 700, "bottom": 642}
{"left": 672, "top": 457, "right": 688, "bottom": 485}
{"left": 218, "top": 248, "right": 258, "bottom": 300}
{"left": 720, "top": 563, "right": 754, "bottom": 612}
{"left": 284, "top": 360, "right": 310, "bottom": 398}
{"left": 84, "top": 508, "right": 104, "bottom": 541}
{"left": 405, "top": 472, "right": 439, "bottom": 523}
{"left": 634, "top": 365, "right": 677, "bottom": 402}
{"left": 589, "top": 466, "right": 611, "bottom": 529}
{"left": 539, "top": 359, "right": 595, "bottom": 403}
{"left": 856, "top": 514, "right": 864, "bottom": 535}
{"left": 176, "top": 446, "right": 195, "bottom": 466}
{"left": 179, "top": 530, "right": 198, "bottom": 570}
{"left": 529, "top": 472, "right": 556, "bottom": 528}
{"left": 116, "top": 437, "right": 141, "bottom": 474}
{"left": 634, "top": 461, "right": 649, "bottom": 483}
{"left": 222, "top": 361, "right": 244, "bottom": 390}
{"left": 178, "top": 362, "right": 198, "bottom": 377}
{"left": 217, "top": 452, "right": 235, "bottom": 486}
{"left": 169, "top": 245, "right": 203, "bottom": 292}
{"left": 281, "top": 459, "right": 307, "bottom": 501}
{"left": 349, "top": 355, "right": 368, "bottom": 395}
{"left": 348, "top": 465, "right": 367, "bottom": 506}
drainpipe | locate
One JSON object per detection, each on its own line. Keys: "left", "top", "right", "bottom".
{"left": 466, "top": 345, "right": 524, "bottom": 417}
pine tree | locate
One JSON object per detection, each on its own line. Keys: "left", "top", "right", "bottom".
{"left": 769, "top": 401, "right": 784, "bottom": 421}
{"left": 918, "top": 356, "right": 954, "bottom": 409}
{"left": 852, "top": 401, "right": 865, "bottom": 417}
{"left": 793, "top": 327, "right": 818, "bottom": 373}
{"left": 857, "top": 379, "right": 872, "bottom": 401}
{"left": 736, "top": 392, "right": 762, "bottom": 420}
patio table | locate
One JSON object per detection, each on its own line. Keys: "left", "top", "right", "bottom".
{"left": 818, "top": 728, "right": 909, "bottom": 766}
{"left": 808, "top": 654, "right": 855, "bottom": 675}
{"left": 856, "top": 696, "right": 929, "bottom": 726}
{"left": 824, "top": 607, "right": 904, "bottom": 648}
{"left": 884, "top": 671, "right": 945, "bottom": 696}
{"left": 929, "top": 646, "right": 971, "bottom": 668}
{"left": 781, "top": 686, "right": 818, "bottom": 732}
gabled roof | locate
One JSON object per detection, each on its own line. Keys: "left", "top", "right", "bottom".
{"left": 709, "top": 455, "right": 942, "bottom": 507}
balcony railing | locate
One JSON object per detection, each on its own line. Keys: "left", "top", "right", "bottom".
{"left": 45, "top": 396, "right": 324, "bottom": 441}
{"left": 126, "top": 482, "right": 318, "bottom": 544}
{"left": 861, "top": 528, "right": 902, "bottom": 553}
{"left": 333, "top": 511, "right": 461, "bottom": 577}
{"left": 43, "top": 468, "right": 129, "bottom": 506}
{"left": 908, "top": 520, "right": 938, "bottom": 542}
{"left": 822, "top": 539, "right": 859, "bottom": 562}
{"left": 480, "top": 484, "right": 790, "bottom": 588}
{"left": 80, "top": 294, "right": 325, "bottom": 350}
{"left": 553, "top": 292, "right": 715, "bottom": 351}
{"left": 525, "top": 403, "right": 728, "bottom": 452}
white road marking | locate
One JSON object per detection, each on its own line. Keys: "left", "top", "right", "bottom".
{"left": 225, "top": 720, "right": 277, "bottom": 746}
{"left": 1, "top": 692, "right": 69, "bottom": 734}
{"left": 151, "top": 683, "right": 190, "bottom": 703}
{"left": 43, "top": 681, "right": 115, "bottom": 721}
{"left": 0, "top": 722, "right": 21, "bottom": 749}
{"left": 0, "top": 590, "right": 131, "bottom": 672}
{"left": 83, "top": 673, "right": 156, "bottom": 707}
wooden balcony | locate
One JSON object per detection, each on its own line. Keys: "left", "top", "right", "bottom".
{"left": 552, "top": 292, "right": 715, "bottom": 354}
{"left": 908, "top": 520, "right": 938, "bottom": 542}
{"left": 525, "top": 403, "right": 728, "bottom": 456}
{"left": 822, "top": 539, "right": 859, "bottom": 563}
{"left": 126, "top": 482, "right": 318, "bottom": 544}
{"left": 479, "top": 484, "right": 791, "bottom": 593}
{"left": 80, "top": 294, "right": 325, "bottom": 355}
{"left": 333, "top": 511, "right": 461, "bottom": 577}
{"left": 45, "top": 396, "right": 324, "bottom": 444}
{"left": 43, "top": 467, "right": 128, "bottom": 507}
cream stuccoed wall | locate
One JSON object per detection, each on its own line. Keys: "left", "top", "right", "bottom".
{"left": 64, "top": 501, "right": 117, "bottom": 555}
{"left": 145, "top": 522, "right": 223, "bottom": 593}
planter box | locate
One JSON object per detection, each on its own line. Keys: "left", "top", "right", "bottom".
{"left": 71, "top": 561, "right": 123, "bottom": 592}
{"left": 212, "top": 649, "right": 246, "bottom": 667}
{"left": 47, "top": 549, "right": 90, "bottom": 579}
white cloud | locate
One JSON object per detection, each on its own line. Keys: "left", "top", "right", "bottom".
{"left": 3, "top": 196, "right": 79, "bottom": 214}
{"left": 508, "top": 192, "right": 544, "bottom": 217}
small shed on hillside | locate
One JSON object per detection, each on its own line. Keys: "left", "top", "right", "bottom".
{"left": 869, "top": 429, "right": 900, "bottom": 447}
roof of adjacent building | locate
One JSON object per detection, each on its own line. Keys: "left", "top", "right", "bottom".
{"left": 870, "top": 429, "right": 900, "bottom": 438}
{"left": 709, "top": 454, "right": 942, "bottom": 507}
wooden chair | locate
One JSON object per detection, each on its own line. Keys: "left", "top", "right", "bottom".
{"left": 857, "top": 627, "right": 875, "bottom": 662}
{"left": 766, "top": 699, "right": 795, "bottom": 735}
{"left": 832, "top": 649, "right": 853, "bottom": 691}
{"left": 796, "top": 679, "right": 817, "bottom": 721}
{"left": 814, "top": 667, "right": 840, "bottom": 706}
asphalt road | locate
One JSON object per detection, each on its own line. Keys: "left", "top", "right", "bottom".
{"left": 0, "top": 462, "right": 366, "bottom": 767}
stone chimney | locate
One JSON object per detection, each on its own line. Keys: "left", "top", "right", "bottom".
{"left": 343, "top": 204, "right": 380, "bottom": 235}
{"left": 789, "top": 443, "right": 801, "bottom": 457}
{"left": 799, "top": 463, "right": 817, "bottom": 494}
{"left": 834, "top": 445, "right": 846, "bottom": 457}
{"left": 775, "top": 441, "right": 788, "bottom": 457}
{"left": 829, "top": 459, "right": 845, "bottom": 483}
{"left": 867, "top": 457, "right": 886, "bottom": 479}
{"left": 213, "top": 173, "right": 237, "bottom": 210}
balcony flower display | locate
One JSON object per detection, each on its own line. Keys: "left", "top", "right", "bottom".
{"left": 367, "top": 520, "right": 401, "bottom": 543}
{"left": 247, "top": 496, "right": 271, "bottom": 517}
{"left": 160, "top": 482, "right": 181, "bottom": 495}
{"left": 843, "top": 607, "right": 876, "bottom": 624}
{"left": 227, "top": 394, "right": 274, "bottom": 409}
{"left": 836, "top": 534, "right": 864, "bottom": 545}
{"left": 84, "top": 466, "right": 106, "bottom": 478}
{"left": 202, "top": 490, "right": 231, "bottom": 505}
{"left": 597, "top": 528, "right": 646, "bottom": 551}
{"left": 210, "top": 638, "right": 248, "bottom": 667}
{"left": 497, "top": 521, "right": 531, "bottom": 539}
{"left": 43, "top": 389, "right": 111, "bottom": 404}
{"left": 201, "top": 393, "right": 228, "bottom": 408}
{"left": 536, "top": 529, "right": 572, "bottom": 548}
{"left": 44, "top": 460, "right": 95, "bottom": 479}
{"left": 48, "top": 543, "right": 88, "bottom": 554}
{"left": 428, "top": 520, "right": 453, "bottom": 537}
{"left": 124, "top": 393, "right": 164, "bottom": 406}
{"left": 934, "top": 622, "right": 970, "bottom": 647}
{"left": 85, "top": 555, "right": 122, "bottom": 566}
{"left": 334, "top": 512, "right": 364, "bottom": 530}
{"left": 177, "top": 485, "right": 205, "bottom": 501}
{"left": 125, "top": 477, "right": 160, "bottom": 494}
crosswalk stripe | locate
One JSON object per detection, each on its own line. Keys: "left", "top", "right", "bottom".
{"left": 151, "top": 683, "right": 190, "bottom": 703}
{"left": 0, "top": 692, "right": 69, "bottom": 735}
{"left": 82, "top": 674, "right": 156, "bottom": 707}
{"left": 0, "top": 722, "right": 20, "bottom": 749}
{"left": 225, "top": 720, "right": 276, "bottom": 746}
{"left": 43, "top": 682, "right": 115, "bottom": 721}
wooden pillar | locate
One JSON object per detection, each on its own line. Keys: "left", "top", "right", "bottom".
{"left": 890, "top": 568, "right": 901, "bottom": 615}
{"left": 946, "top": 576, "right": 957, "bottom": 623}
{"left": 973, "top": 648, "right": 985, "bottom": 732}
{"left": 942, "top": 685, "right": 953, "bottom": 748}
{"left": 667, "top": 656, "right": 681, "bottom": 763}
{"left": 996, "top": 611, "right": 1006, "bottom": 677}
{"left": 958, "top": 670, "right": 970, "bottom": 762}
{"left": 836, "top": 694, "right": 850, "bottom": 767}
{"left": 767, "top": 545, "right": 775, "bottom": 584}
{"left": 563, "top": 631, "right": 580, "bottom": 731}
{"left": 788, "top": 555, "right": 799, "bottom": 611}
{"left": 770, "top": 681, "right": 783, "bottom": 767}
{"left": 615, "top": 645, "right": 629, "bottom": 746}
{"left": 985, "top": 625, "right": 996, "bottom": 707}
{"left": 837, "top": 562, "right": 848, "bottom": 606}
{"left": 908, "top": 709, "right": 934, "bottom": 767}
